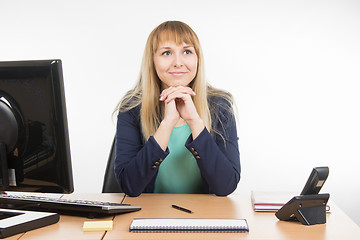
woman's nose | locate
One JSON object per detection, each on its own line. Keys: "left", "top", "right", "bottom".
{"left": 173, "top": 53, "right": 184, "bottom": 68}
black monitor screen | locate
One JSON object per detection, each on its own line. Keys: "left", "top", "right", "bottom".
{"left": 0, "top": 59, "right": 73, "bottom": 193}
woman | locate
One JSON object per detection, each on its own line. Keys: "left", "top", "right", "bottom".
{"left": 114, "top": 21, "right": 240, "bottom": 197}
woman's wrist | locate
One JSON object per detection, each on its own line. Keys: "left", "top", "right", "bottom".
{"left": 187, "top": 117, "right": 205, "bottom": 140}
{"left": 160, "top": 118, "right": 178, "bottom": 129}
{"left": 153, "top": 120, "right": 176, "bottom": 151}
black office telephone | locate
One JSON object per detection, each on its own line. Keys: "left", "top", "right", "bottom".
{"left": 275, "top": 167, "right": 330, "bottom": 225}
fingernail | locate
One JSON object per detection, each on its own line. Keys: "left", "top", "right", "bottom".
{"left": 159, "top": 96, "right": 164, "bottom": 101}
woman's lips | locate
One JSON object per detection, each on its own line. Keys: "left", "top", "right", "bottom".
{"left": 169, "top": 71, "right": 187, "bottom": 77}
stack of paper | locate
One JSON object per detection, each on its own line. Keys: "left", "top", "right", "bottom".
{"left": 251, "top": 191, "right": 331, "bottom": 212}
{"left": 251, "top": 191, "right": 295, "bottom": 212}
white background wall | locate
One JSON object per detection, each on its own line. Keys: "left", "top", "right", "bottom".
{"left": 1, "top": 0, "right": 359, "bottom": 226}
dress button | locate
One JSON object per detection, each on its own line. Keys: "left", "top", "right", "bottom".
{"left": 152, "top": 165, "right": 157, "bottom": 169}
{"left": 195, "top": 156, "right": 201, "bottom": 159}
{"left": 190, "top": 147, "right": 195, "bottom": 152}
{"left": 155, "top": 161, "right": 160, "bottom": 165}
{"left": 193, "top": 151, "right": 198, "bottom": 155}
{"left": 158, "top": 159, "right": 163, "bottom": 162}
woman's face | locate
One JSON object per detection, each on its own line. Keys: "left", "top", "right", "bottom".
{"left": 154, "top": 41, "right": 198, "bottom": 89}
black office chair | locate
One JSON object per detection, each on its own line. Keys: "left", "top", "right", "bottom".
{"left": 102, "top": 137, "right": 123, "bottom": 193}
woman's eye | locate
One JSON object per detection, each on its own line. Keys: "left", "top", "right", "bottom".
{"left": 184, "top": 49, "right": 192, "bottom": 54}
{"left": 161, "top": 51, "right": 171, "bottom": 56}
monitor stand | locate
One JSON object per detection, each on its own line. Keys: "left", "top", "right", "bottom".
{"left": 0, "top": 208, "right": 59, "bottom": 238}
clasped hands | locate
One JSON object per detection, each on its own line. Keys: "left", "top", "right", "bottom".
{"left": 159, "top": 86, "right": 203, "bottom": 131}
{"left": 154, "top": 86, "right": 205, "bottom": 150}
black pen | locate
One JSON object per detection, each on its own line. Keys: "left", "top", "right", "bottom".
{"left": 172, "top": 204, "right": 193, "bottom": 214}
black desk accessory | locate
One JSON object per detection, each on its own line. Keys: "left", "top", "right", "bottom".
{"left": 0, "top": 208, "right": 59, "bottom": 238}
{"left": 275, "top": 167, "right": 330, "bottom": 225}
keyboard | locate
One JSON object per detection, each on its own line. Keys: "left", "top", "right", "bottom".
{"left": 0, "top": 193, "right": 141, "bottom": 218}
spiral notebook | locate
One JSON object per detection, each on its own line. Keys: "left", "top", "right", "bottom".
{"left": 129, "top": 218, "right": 249, "bottom": 233}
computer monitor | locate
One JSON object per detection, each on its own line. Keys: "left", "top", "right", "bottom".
{"left": 0, "top": 59, "right": 73, "bottom": 193}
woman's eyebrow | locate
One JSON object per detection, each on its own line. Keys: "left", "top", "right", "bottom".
{"left": 158, "top": 45, "right": 194, "bottom": 51}
{"left": 158, "top": 46, "right": 171, "bottom": 51}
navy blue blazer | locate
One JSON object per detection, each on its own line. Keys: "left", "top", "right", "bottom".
{"left": 114, "top": 96, "right": 241, "bottom": 197}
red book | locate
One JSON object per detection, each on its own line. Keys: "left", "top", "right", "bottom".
{"left": 251, "top": 191, "right": 331, "bottom": 212}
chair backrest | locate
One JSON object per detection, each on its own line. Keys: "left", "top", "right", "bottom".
{"left": 102, "top": 137, "right": 123, "bottom": 193}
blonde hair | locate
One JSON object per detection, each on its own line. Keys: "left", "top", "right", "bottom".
{"left": 116, "top": 21, "right": 235, "bottom": 141}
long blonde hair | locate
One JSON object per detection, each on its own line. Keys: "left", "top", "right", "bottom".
{"left": 116, "top": 21, "right": 234, "bottom": 141}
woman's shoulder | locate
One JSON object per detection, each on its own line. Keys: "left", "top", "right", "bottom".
{"left": 118, "top": 91, "right": 142, "bottom": 114}
{"left": 207, "top": 88, "right": 236, "bottom": 126}
{"left": 207, "top": 90, "right": 237, "bottom": 141}
{"left": 208, "top": 90, "right": 234, "bottom": 111}
{"left": 117, "top": 104, "right": 141, "bottom": 123}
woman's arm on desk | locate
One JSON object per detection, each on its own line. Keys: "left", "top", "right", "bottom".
{"left": 114, "top": 106, "right": 168, "bottom": 197}
{"left": 185, "top": 97, "right": 241, "bottom": 196}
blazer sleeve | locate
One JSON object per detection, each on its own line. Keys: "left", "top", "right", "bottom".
{"left": 114, "top": 107, "right": 169, "bottom": 197}
{"left": 185, "top": 100, "right": 241, "bottom": 196}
